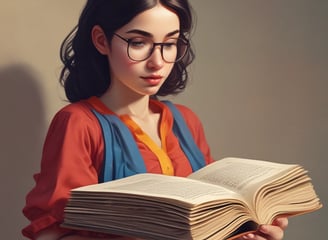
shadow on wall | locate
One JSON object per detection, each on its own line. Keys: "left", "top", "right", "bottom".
{"left": 0, "top": 64, "right": 46, "bottom": 239}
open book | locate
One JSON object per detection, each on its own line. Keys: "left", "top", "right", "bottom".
{"left": 62, "top": 157, "right": 322, "bottom": 240}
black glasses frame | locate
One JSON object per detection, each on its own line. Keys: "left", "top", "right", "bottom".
{"left": 113, "top": 33, "right": 189, "bottom": 63}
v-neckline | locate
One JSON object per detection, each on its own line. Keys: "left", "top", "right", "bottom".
{"left": 86, "top": 96, "right": 175, "bottom": 175}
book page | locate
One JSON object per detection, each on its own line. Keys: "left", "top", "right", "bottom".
{"left": 72, "top": 173, "right": 243, "bottom": 207}
{"left": 188, "top": 157, "right": 297, "bottom": 201}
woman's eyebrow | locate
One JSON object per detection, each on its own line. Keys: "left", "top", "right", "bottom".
{"left": 125, "top": 29, "right": 180, "bottom": 37}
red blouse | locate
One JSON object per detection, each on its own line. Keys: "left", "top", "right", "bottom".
{"left": 22, "top": 97, "right": 214, "bottom": 239}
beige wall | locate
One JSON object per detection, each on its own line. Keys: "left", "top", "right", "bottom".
{"left": 1, "top": 0, "right": 326, "bottom": 239}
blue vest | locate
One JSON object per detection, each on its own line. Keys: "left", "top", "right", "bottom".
{"left": 92, "top": 100, "right": 206, "bottom": 183}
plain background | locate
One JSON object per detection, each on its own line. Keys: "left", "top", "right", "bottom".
{"left": 0, "top": 0, "right": 326, "bottom": 239}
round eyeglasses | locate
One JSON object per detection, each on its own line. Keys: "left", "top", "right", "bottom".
{"left": 113, "top": 33, "right": 189, "bottom": 63}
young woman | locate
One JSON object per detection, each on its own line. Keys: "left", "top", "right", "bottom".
{"left": 22, "top": 1, "right": 288, "bottom": 239}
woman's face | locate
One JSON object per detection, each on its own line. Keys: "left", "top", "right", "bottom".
{"left": 105, "top": 4, "right": 180, "bottom": 97}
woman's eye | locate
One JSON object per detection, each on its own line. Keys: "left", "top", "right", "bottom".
{"left": 163, "top": 41, "right": 177, "bottom": 50}
{"left": 129, "top": 39, "right": 147, "bottom": 48}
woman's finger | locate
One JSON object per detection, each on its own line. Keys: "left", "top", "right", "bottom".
{"left": 257, "top": 224, "right": 284, "bottom": 240}
{"left": 272, "top": 217, "right": 289, "bottom": 230}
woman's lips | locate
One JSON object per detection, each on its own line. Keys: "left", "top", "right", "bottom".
{"left": 141, "top": 75, "right": 163, "bottom": 85}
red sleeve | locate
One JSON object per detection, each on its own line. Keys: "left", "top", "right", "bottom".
{"left": 175, "top": 104, "right": 215, "bottom": 165}
{"left": 22, "top": 103, "right": 104, "bottom": 239}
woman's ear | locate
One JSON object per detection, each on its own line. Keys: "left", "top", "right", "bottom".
{"left": 91, "top": 25, "right": 110, "bottom": 55}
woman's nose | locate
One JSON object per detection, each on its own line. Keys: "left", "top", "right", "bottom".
{"left": 146, "top": 46, "right": 164, "bottom": 69}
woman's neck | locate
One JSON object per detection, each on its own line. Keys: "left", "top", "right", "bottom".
{"left": 100, "top": 90, "right": 152, "bottom": 118}
{"left": 100, "top": 87, "right": 162, "bottom": 147}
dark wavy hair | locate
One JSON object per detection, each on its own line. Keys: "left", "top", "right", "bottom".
{"left": 60, "top": 0, "right": 195, "bottom": 102}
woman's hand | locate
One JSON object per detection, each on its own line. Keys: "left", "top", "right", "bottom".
{"left": 239, "top": 217, "right": 288, "bottom": 240}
